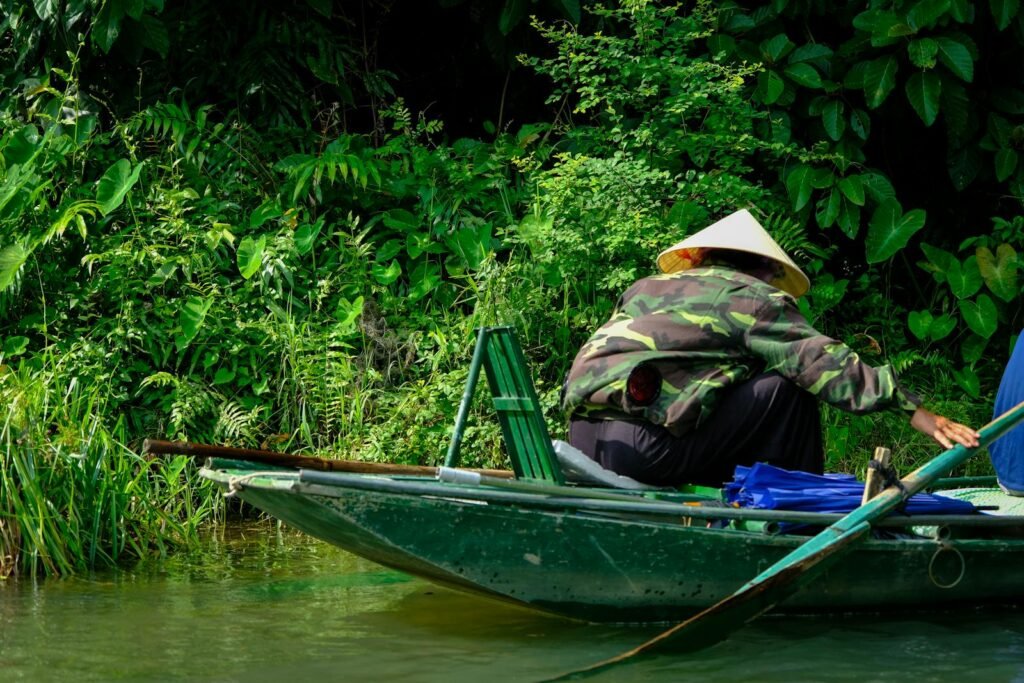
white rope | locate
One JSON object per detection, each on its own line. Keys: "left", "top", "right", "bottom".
{"left": 223, "top": 472, "right": 283, "bottom": 498}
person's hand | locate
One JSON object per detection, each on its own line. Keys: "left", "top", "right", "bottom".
{"left": 910, "top": 407, "right": 980, "bottom": 449}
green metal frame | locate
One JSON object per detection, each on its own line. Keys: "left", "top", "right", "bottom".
{"left": 444, "top": 326, "right": 564, "bottom": 484}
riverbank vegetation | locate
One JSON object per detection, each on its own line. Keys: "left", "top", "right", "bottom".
{"left": 2, "top": 0, "right": 1022, "bottom": 575}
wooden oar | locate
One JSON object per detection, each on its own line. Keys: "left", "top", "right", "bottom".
{"left": 546, "top": 400, "right": 1024, "bottom": 681}
{"left": 142, "top": 439, "right": 514, "bottom": 479}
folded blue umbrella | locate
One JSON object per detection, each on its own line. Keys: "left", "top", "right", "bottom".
{"left": 725, "top": 462, "right": 976, "bottom": 515}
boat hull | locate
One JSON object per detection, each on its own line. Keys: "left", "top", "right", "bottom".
{"left": 205, "top": 469, "right": 1024, "bottom": 623}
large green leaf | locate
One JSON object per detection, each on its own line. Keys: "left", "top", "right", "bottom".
{"left": 816, "top": 189, "right": 841, "bottom": 228}
{"left": 950, "top": 0, "right": 973, "bottom": 20}
{"left": 910, "top": 309, "right": 956, "bottom": 342}
{"left": 0, "top": 243, "right": 29, "bottom": 293}
{"left": 905, "top": 72, "right": 942, "bottom": 126}
{"left": 2, "top": 336, "right": 29, "bottom": 357}
{"left": 849, "top": 108, "right": 871, "bottom": 139}
{"left": 856, "top": 10, "right": 913, "bottom": 46}
{"left": 146, "top": 262, "right": 177, "bottom": 288}
{"left": 838, "top": 175, "right": 865, "bottom": 206}
{"left": 908, "top": 38, "right": 939, "bottom": 68}
{"left": 862, "top": 172, "right": 897, "bottom": 203}
{"left": 908, "top": 0, "right": 952, "bottom": 29}
{"left": 558, "top": 0, "right": 581, "bottom": 22}
{"left": 908, "top": 310, "right": 934, "bottom": 340}
{"left": 821, "top": 100, "right": 845, "bottom": 140}
{"left": 248, "top": 198, "right": 282, "bottom": 228}
{"left": 930, "top": 313, "right": 957, "bottom": 341}
{"left": 784, "top": 63, "right": 823, "bottom": 88}
{"left": 961, "top": 333, "right": 989, "bottom": 363}
{"left": 921, "top": 243, "right": 958, "bottom": 276}
{"left": 952, "top": 366, "right": 981, "bottom": 399}
{"left": 498, "top": 0, "right": 527, "bottom": 35}
{"left": 759, "top": 70, "right": 786, "bottom": 104}
{"left": 93, "top": 0, "right": 124, "bottom": 53}
{"left": 383, "top": 208, "right": 420, "bottom": 233}
{"left": 3, "top": 125, "right": 41, "bottom": 165}
{"left": 947, "top": 256, "right": 983, "bottom": 299}
{"left": 995, "top": 148, "right": 1019, "bottom": 182}
{"left": 837, "top": 198, "right": 862, "bottom": 239}
{"left": 988, "top": 113, "right": 1014, "bottom": 147}
{"left": 762, "top": 34, "right": 795, "bottom": 63}
{"left": 236, "top": 235, "right": 266, "bottom": 279}
{"left": 294, "top": 221, "right": 322, "bottom": 256}
{"left": 947, "top": 146, "right": 981, "bottom": 190}
{"left": 990, "top": 0, "right": 1020, "bottom": 30}
{"left": 865, "top": 201, "right": 926, "bottom": 263}
{"left": 177, "top": 296, "right": 212, "bottom": 347}
{"left": 864, "top": 56, "right": 898, "bottom": 108}
{"left": 852, "top": 8, "right": 887, "bottom": 32}
{"left": 959, "top": 294, "right": 998, "bottom": 338}
{"left": 96, "top": 159, "right": 143, "bottom": 215}
{"left": 33, "top": 0, "right": 58, "bottom": 20}
{"left": 408, "top": 262, "right": 441, "bottom": 301}
{"left": 124, "top": 0, "right": 143, "bottom": 20}
{"left": 445, "top": 224, "right": 492, "bottom": 270}
{"left": 371, "top": 259, "right": 401, "bottom": 285}
{"left": 789, "top": 44, "right": 833, "bottom": 63}
{"left": 977, "top": 244, "right": 1018, "bottom": 301}
{"left": 935, "top": 36, "right": 974, "bottom": 82}
{"left": 140, "top": 14, "right": 169, "bottom": 58}
{"left": 785, "top": 165, "right": 811, "bottom": 211}
{"left": 941, "top": 80, "right": 971, "bottom": 146}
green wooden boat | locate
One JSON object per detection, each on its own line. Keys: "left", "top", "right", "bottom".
{"left": 200, "top": 327, "right": 1024, "bottom": 623}
{"left": 201, "top": 464, "right": 1024, "bottom": 623}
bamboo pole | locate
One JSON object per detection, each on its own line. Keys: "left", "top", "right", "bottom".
{"left": 142, "top": 439, "right": 514, "bottom": 479}
{"left": 861, "top": 446, "right": 892, "bottom": 504}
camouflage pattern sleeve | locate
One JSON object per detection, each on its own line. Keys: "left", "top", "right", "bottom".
{"left": 745, "top": 291, "right": 921, "bottom": 414}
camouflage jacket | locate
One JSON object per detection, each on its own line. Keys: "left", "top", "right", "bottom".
{"left": 562, "top": 265, "right": 920, "bottom": 437}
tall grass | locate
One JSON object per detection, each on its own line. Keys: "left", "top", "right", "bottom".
{"left": 0, "top": 357, "right": 219, "bottom": 578}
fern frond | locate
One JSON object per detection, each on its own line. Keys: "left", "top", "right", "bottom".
{"left": 168, "top": 381, "right": 219, "bottom": 441}
{"left": 213, "top": 400, "right": 263, "bottom": 444}
{"left": 761, "top": 212, "right": 829, "bottom": 263}
{"left": 140, "top": 372, "right": 178, "bottom": 389}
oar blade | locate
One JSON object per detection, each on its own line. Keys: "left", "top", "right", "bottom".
{"left": 543, "top": 521, "right": 871, "bottom": 681}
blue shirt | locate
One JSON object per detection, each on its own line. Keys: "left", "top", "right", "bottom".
{"left": 991, "top": 334, "right": 1024, "bottom": 494}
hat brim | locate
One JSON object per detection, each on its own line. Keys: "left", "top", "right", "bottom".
{"left": 656, "top": 210, "right": 811, "bottom": 298}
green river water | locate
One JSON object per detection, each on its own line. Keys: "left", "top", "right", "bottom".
{"left": 2, "top": 523, "right": 1024, "bottom": 682}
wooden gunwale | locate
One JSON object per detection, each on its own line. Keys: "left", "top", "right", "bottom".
{"left": 293, "top": 468, "right": 1024, "bottom": 531}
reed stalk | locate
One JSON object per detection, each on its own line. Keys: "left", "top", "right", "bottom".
{"left": 0, "top": 359, "right": 217, "bottom": 578}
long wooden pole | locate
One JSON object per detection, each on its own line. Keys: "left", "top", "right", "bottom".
{"left": 142, "top": 439, "right": 514, "bottom": 479}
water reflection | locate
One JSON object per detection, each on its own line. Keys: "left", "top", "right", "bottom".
{"left": 2, "top": 523, "right": 1024, "bottom": 682}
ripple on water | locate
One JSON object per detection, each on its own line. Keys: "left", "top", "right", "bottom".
{"left": 2, "top": 525, "right": 1024, "bottom": 682}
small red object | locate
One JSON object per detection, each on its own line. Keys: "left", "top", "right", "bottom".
{"left": 626, "top": 364, "right": 661, "bottom": 406}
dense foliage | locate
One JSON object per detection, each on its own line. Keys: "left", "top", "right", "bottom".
{"left": 1, "top": 0, "right": 1018, "bottom": 574}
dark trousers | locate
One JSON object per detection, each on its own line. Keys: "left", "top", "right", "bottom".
{"left": 568, "top": 372, "right": 823, "bottom": 487}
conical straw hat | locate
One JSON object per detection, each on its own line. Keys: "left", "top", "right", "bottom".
{"left": 656, "top": 209, "right": 810, "bottom": 298}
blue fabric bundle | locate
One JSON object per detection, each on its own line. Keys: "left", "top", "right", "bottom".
{"left": 725, "top": 463, "right": 977, "bottom": 515}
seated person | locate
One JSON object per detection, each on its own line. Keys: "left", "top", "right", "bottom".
{"left": 990, "top": 334, "right": 1024, "bottom": 495}
{"left": 561, "top": 209, "right": 979, "bottom": 487}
